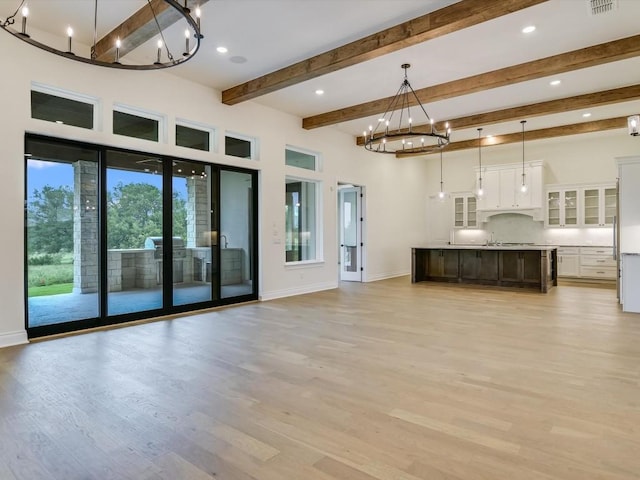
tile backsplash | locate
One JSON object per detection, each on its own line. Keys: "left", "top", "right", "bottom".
{"left": 452, "top": 213, "right": 614, "bottom": 246}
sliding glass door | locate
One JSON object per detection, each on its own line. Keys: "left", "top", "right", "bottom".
{"left": 25, "top": 138, "right": 100, "bottom": 328}
{"left": 106, "top": 150, "right": 164, "bottom": 316}
{"left": 220, "top": 170, "right": 255, "bottom": 299}
{"left": 25, "top": 135, "right": 258, "bottom": 337}
{"left": 172, "top": 161, "right": 218, "bottom": 306}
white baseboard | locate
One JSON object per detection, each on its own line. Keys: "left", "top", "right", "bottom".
{"left": 260, "top": 281, "right": 338, "bottom": 301}
{"left": 0, "top": 330, "right": 29, "bottom": 349}
{"left": 365, "top": 271, "right": 409, "bottom": 282}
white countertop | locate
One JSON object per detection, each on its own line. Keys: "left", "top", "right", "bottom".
{"left": 414, "top": 244, "right": 558, "bottom": 251}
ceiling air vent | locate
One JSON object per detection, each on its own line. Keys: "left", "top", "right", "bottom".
{"left": 588, "top": 0, "right": 618, "bottom": 15}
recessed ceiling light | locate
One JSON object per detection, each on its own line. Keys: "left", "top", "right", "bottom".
{"left": 486, "top": 134, "right": 494, "bottom": 139}
{"left": 216, "top": 46, "right": 228, "bottom": 53}
{"left": 550, "top": 79, "right": 561, "bottom": 86}
{"left": 315, "top": 89, "right": 324, "bottom": 95}
{"left": 522, "top": 25, "right": 536, "bottom": 34}
{"left": 582, "top": 112, "right": 592, "bottom": 118}
{"left": 55, "top": 120, "right": 64, "bottom": 124}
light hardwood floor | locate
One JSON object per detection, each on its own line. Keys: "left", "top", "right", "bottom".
{"left": 1, "top": 277, "right": 639, "bottom": 480}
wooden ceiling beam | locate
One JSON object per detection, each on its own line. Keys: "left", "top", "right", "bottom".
{"left": 356, "top": 84, "right": 640, "bottom": 145}
{"left": 92, "top": 0, "right": 209, "bottom": 63}
{"left": 395, "top": 117, "right": 628, "bottom": 157}
{"left": 305, "top": 34, "right": 640, "bottom": 130}
{"left": 221, "top": 0, "right": 549, "bottom": 105}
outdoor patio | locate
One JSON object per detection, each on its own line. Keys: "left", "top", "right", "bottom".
{"left": 27, "top": 282, "right": 253, "bottom": 328}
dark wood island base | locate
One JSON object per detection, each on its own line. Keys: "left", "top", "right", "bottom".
{"left": 412, "top": 246, "right": 558, "bottom": 292}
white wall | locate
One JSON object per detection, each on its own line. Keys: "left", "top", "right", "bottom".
{"left": 421, "top": 132, "right": 640, "bottom": 247}
{"left": 0, "top": 35, "right": 430, "bottom": 346}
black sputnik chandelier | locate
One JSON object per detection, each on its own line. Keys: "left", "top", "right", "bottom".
{"left": 363, "top": 63, "right": 451, "bottom": 154}
{"left": 0, "top": 0, "right": 204, "bottom": 70}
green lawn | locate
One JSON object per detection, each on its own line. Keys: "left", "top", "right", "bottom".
{"left": 27, "top": 264, "right": 73, "bottom": 288}
{"left": 28, "top": 283, "right": 73, "bottom": 297}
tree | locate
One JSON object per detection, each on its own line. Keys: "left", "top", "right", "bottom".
{"left": 172, "top": 193, "right": 188, "bottom": 242}
{"left": 107, "top": 182, "right": 188, "bottom": 249}
{"left": 108, "top": 182, "right": 162, "bottom": 249}
{"left": 27, "top": 185, "right": 74, "bottom": 253}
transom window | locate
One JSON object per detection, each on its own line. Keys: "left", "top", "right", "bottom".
{"left": 30, "top": 83, "right": 98, "bottom": 130}
{"left": 285, "top": 146, "right": 320, "bottom": 171}
{"left": 225, "top": 132, "right": 256, "bottom": 159}
{"left": 113, "top": 104, "right": 165, "bottom": 142}
{"left": 176, "top": 120, "right": 215, "bottom": 152}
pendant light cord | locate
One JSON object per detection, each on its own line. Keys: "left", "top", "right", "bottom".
{"left": 92, "top": 0, "right": 98, "bottom": 60}
{"left": 477, "top": 128, "right": 483, "bottom": 186}
{"left": 521, "top": 120, "right": 526, "bottom": 180}
{"left": 1, "top": 0, "right": 25, "bottom": 27}
{"left": 148, "top": 0, "right": 174, "bottom": 62}
{"left": 440, "top": 150, "right": 444, "bottom": 192}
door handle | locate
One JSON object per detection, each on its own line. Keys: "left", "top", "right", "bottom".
{"left": 613, "top": 215, "right": 617, "bottom": 260}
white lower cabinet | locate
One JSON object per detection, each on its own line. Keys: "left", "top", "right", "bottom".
{"left": 556, "top": 246, "right": 616, "bottom": 280}
{"left": 557, "top": 247, "right": 580, "bottom": 277}
{"left": 579, "top": 246, "right": 616, "bottom": 279}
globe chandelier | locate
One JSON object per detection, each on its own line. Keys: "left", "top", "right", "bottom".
{"left": 0, "top": 0, "right": 204, "bottom": 70}
{"left": 363, "top": 63, "right": 451, "bottom": 154}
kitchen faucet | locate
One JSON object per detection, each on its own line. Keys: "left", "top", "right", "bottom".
{"left": 220, "top": 234, "right": 228, "bottom": 248}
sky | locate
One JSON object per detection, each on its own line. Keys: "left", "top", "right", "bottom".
{"left": 26, "top": 159, "right": 187, "bottom": 201}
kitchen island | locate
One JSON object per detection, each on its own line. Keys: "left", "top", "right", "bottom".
{"left": 412, "top": 245, "right": 558, "bottom": 292}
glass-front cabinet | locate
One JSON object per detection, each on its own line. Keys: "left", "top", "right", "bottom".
{"left": 453, "top": 194, "right": 477, "bottom": 228}
{"left": 582, "top": 185, "right": 616, "bottom": 227}
{"left": 546, "top": 188, "right": 578, "bottom": 227}
{"left": 546, "top": 183, "right": 616, "bottom": 228}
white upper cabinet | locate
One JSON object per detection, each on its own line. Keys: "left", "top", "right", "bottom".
{"left": 545, "top": 183, "right": 616, "bottom": 228}
{"left": 453, "top": 194, "right": 477, "bottom": 228}
{"left": 477, "top": 161, "right": 543, "bottom": 211}
{"left": 582, "top": 185, "right": 616, "bottom": 227}
{"left": 545, "top": 188, "right": 579, "bottom": 227}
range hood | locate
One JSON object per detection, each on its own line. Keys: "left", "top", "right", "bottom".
{"left": 477, "top": 208, "right": 544, "bottom": 223}
{"left": 474, "top": 160, "right": 545, "bottom": 223}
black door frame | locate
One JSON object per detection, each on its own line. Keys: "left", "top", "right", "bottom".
{"left": 24, "top": 133, "right": 259, "bottom": 338}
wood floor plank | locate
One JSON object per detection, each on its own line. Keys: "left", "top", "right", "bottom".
{"left": 1, "top": 278, "right": 640, "bottom": 479}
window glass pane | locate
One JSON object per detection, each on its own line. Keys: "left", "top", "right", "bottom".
{"left": 225, "top": 136, "right": 252, "bottom": 159}
{"left": 285, "top": 149, "right": 316, "bottom": 170}
{"left": 31, "top": 90, "right": 94, "bottom": 129}
{"left": 220, "top": 170, "right": 255, "bottom": 298}
{"left": 113, "top": 111, "right": 159, "bottom": 141}
{"left": 25, "top": 138, "right": 99, "bottom": 328}
{"left": 106, "top": 150, "right": 163, "bottom": 315}
{"left": 285, "top": 179, "right": 318, "bottom": 262}
{"left": 173, "top": 161, "right": 217, "bottom": 306}
{"left": 176, "top": 124, "right": 210, "bottom": 151}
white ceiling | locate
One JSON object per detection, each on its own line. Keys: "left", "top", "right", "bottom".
{"left": 3, "top": 0, "right": 640, "bottom": 144}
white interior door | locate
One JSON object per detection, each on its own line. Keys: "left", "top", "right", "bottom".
{"left": 339, "top": 186, "right": 363, "bottom": 281}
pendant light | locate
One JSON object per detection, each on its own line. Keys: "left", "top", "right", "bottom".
{"left": 477, "top": 127, "right": 483, "bottom": 197}
{"left": 520, "top": 120, "right": 528, "bottom": 193}
{"left": 438, "top": 150, "right": 445, "bottom": 199}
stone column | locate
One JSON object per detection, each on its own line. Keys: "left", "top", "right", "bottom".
{"left": 73, "top": 161, "right": 99, "bottom": 293}
{"left": 186, "top": 176, "right": 211, "bottom": 247}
